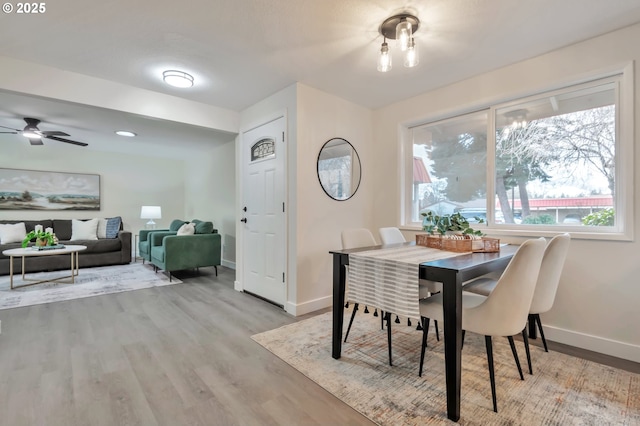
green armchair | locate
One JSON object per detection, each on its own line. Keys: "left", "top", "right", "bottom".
{"left": 139, "top": 220, "right": 186, "bottom": 263}
{"left": 148, "top": 221, "right": 221, "bottom": 281}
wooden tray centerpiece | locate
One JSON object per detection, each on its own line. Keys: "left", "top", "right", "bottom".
{"left": 416, "top": 211, "right": 500, "bottom": 253}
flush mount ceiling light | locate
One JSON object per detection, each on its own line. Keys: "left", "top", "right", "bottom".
{"left": 162, "top": 70, "right": 194, "bottom": 88}
{"left": 115, "top": 130, "right": 136, "bottom": 137}
{"left": 377, "top": 13, "right": 420, "bottom": 72}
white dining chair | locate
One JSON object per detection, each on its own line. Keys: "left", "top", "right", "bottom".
{"left": 463, "top": 233, "right": 571, "bottom": 374}
{"left": 341, "top": 229, "right": 382, "bottom": 343}
{"left": 418, "top": 237, "right": 546, "bottom": 413}
{"left": 378, "top": 227, "right": 406, "bottom": 245}
{"left": 378, "top": 226, "right": 440, "bottom": 338}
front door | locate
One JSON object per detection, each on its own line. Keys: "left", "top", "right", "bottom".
{"left": 241, "top": 116, "right": 286, "bottom": 306}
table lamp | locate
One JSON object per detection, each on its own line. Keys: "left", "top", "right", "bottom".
{"left": 140, "top": 206, "right": 162, "bottom": 229}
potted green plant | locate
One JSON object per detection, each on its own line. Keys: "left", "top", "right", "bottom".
{"left": 22, "top": 230, "right": 55, "bottom": 248}
{"left": 421, "top": 211, "right": 484, "bottom": 236}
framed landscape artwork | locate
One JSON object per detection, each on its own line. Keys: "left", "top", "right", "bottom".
{"left": 0, "top": 168, "right": 100, "bottom": 211}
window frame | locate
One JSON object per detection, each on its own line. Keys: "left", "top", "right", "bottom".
{"left": 401, "top": 63, "right": 634, "bottom": 241}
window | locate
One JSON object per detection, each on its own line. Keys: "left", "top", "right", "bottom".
{"left": 405, "top": 70, "right": 632, "bottom": 239}
{"left": 410, "top": 111, "right": 488, "bottom": 223}
{"left": 494, "top": 80, "right": 616, "bottom": 229}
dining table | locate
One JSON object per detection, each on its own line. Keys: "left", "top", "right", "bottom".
{"left": 330, "top": 241, "right": 518, "bottom": 422}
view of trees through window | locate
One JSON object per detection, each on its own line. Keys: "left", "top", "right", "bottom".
{"left": 411, "top": 78, "right": 617, "bottom": 228}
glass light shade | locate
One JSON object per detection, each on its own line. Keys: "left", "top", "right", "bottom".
{"left": 396, "top": 18, "right": 412, "bottom": 51}
{"left": 115, "top": 130, "right": 136, "bottom": 137}
{"left": 162, "top": 70, "right": 194, "bottom": 88}
{"left": 22, "top": 131, "right": 41, "bottom": 138}
{"left": 377, "top": 42, "right": 392, "bottom": 72}
{"left": 403, "top": 38, "right": 419, "bottom": 68}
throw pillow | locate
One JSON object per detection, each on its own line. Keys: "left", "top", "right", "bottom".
{"left": 194, "top": 221, "right": 214, "bottom": 234}
{"left": 169, "top": 219, "right": 187, "bottom": 232}
{"left": 71, "top": 218, "right": 99, "bottom": 241}
{"left": 105, "top": 216, "right": 122, "bottom": 238}
{"left": 0, "top": 222, "right": 27, "bottom": 244}
{"left": 97, "top": 218, "right": 109, "bottom": 239}
{"left": 177, "top": 222, "right": 195, "bottom": 236}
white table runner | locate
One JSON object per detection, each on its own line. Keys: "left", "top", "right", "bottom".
{"left": 348, "top": 245, "right": 464, "bottom": 319}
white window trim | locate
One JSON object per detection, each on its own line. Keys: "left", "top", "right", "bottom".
{"left": 401, "top": 62, "right": 634, "bottom": 241}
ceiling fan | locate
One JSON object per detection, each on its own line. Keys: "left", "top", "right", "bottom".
{"left": 0, "top": 117, "right": 88, "bottom": 147}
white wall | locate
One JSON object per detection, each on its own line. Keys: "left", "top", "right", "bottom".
{"left": 372, "top": 24, "right": 640, "bottom": 362}
{"left": 0, "top": 142, "right": 185, "bottom": 234}
{"left": 184, "top": 140, "right": 236, "bottom": 267}
{"left": 295, "top": 84, "right": 374, "bottom": 314}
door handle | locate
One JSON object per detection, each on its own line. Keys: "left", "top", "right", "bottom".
{"left": 240, "top": 218, "right": 247, "bottom": 223}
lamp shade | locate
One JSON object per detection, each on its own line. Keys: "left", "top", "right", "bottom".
{"left": 140, "top": 206, "right": 162, "bottom": 219}
{"left": 140, "top": 206, "right": 161, "bottom": 229}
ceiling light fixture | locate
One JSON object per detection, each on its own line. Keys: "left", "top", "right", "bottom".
{"left": 162, "top": 70, "right": 194, "bottom": 88}
{"left": 115, "top": 130, "right": 136, "bottom": 137}
{"left": 22, "top": 123, "right": 41, "bottom": 139}
{"left": 377, "top": 13, "right": 420, "bottom": 72}
{"left": 22, "top": 130, "right": 41, "bottom": 139}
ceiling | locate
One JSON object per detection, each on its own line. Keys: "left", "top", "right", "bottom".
{"left": 1, "top": 0, "right": 640, "bottom": 157}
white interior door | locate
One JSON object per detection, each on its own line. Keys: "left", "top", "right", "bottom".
{"left": 241, "top": 116, "right": 286, "bottom": 306}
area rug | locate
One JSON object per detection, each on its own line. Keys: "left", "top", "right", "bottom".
{"left": 252, "top": 309, "right": 640, "bottom": 425}
{"left": 0, "top": 263, "right": 181, "bottom": 310}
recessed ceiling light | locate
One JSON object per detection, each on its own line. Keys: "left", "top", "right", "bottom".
{"left": 162, "top": 70, "right": 194, "bottom": 88}
{"left": 115, "top": 130, "right": 136, "bottom": 137}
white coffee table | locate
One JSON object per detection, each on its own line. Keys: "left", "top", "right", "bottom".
{"left": 2, "top": 245, "right": 88, "bottom": 289}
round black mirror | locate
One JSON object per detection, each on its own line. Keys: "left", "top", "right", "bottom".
{"left": 317, "top": 138, "right": 361, "bottom": 201}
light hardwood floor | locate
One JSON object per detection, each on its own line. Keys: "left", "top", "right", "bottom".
{"left": 0, "top": 266, "right": 374, "bottom": 426}
{"left": 0, "top": 266, "right": 637, "bottom": 425}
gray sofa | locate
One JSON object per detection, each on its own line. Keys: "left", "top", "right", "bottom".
{"left": 0, "top": 219, "right": 131, "bottom": 275}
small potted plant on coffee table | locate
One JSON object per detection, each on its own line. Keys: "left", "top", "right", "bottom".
{"left": 22, "top": 230, "right": 55, "bottom": 248}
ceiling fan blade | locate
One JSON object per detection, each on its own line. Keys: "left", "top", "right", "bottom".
{"left": 41, "top": 131, "right": 70, "bottom": 137}
{"left": 0, "top": 124, "right": 20, "bottom": 132}
{"left": 45, "top": 135, "right": 88, "bottom": 147}
{"left": 0, "top": 131, "right": 18, "bottom": 134}
{"left": 29, "top": 138, "right": 44, "bottom": 146}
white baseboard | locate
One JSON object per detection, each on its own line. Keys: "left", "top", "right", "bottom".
{"left": 222, "top": 259, "right": 236, "bottom": 270}
{"left": 544, "top": 325, "right": 640, "bottom": 363}
{"left": 285, "top": 295, "right": 332, "bottom": 317}
{"left": 234, "top": 280, "right": 242, "bottom": 292}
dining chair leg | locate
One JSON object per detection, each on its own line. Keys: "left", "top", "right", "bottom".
{"left": 395, "top": 315, "right": 400, "bottom": 324}
{"left": 344, "top": 303, "right": 359, "bottom": 343}
{"left": 485, "top": 335, "right": 498, "bottom": 413}
{"left": 386, "top": 312, "right": 393, "bottom": 366}
{"left": 380, "top": 310, "right": 385, "bottom": 330}
{"left": 435, "top": 320, "right": 440, "bottom": 341}
{"left": 419, "top": 317, "right": 430, "bottom": 377}
{"left": 407, "top": 318, "right": 412, "bottom": 327}
{"left": 364, "top": 305, "right": 369, "bottom": 314}
{"left": 522, "top": 329, "right": 533, "bottom": 375}
{"left": 373, "top": 308, "right": 378, "bottom": 317}
{"left": 507, "top": 336, "right": 524, "bottom": 380}
{"left": 534, "top": 314, "right": 549, "bottom": 352}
